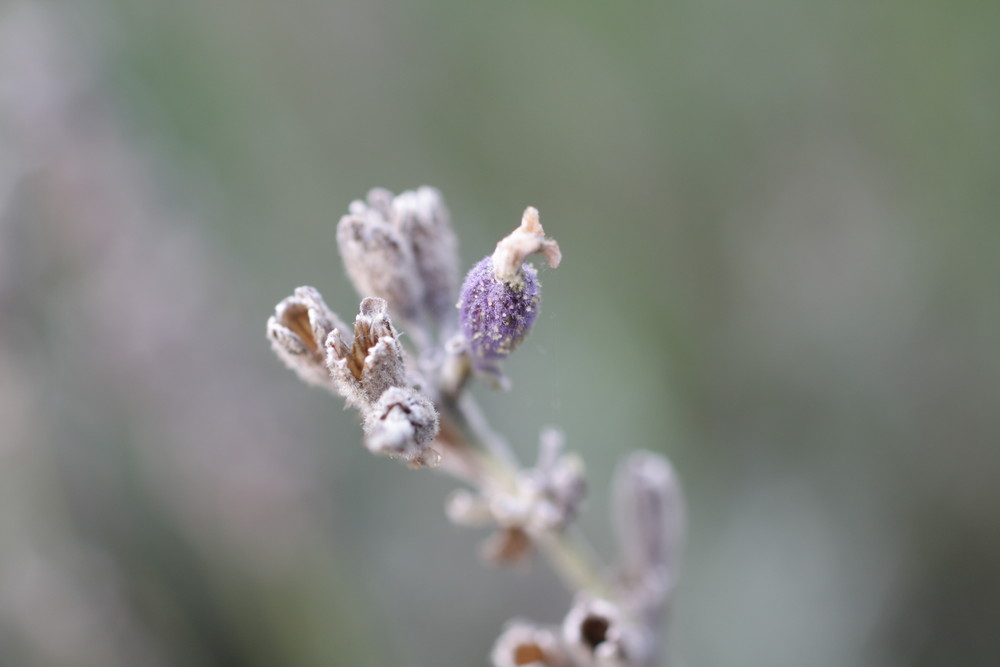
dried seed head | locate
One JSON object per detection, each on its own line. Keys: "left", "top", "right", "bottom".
{"left": 491, "top": 620, "right": 572, "bottom": 667}
{"left": 326, "top": 297, "right": 407, "bottom": 407}
{"left": 563, "top": 595, "right": 653, "bottom": 667}
{"left": 445, "top": 428, "right": 586, "bottom": 565}
{"left": 458, "top": 207, "right": 559, "bottom": 379}
{"left": 563, "top": 595, "right": 626, "bottom": 666}
{"left": 529, "top": 427, "right": 587, "bottom": 532}
{"left": 337, "top": 192, "right": 424, "bottom": 322}
{"left": 612, "top": 451, "right": 685, "bottom": 616}
{"left": 267, "top": 286, "right": 348, "bottom": 389}
{"left": 363, "top": 386, "right": 440, "bottom": 468}
{"left": 392, "top": 186, "right": 460, "bottom": 326}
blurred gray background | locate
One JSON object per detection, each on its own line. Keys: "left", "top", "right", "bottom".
{"left": 1, "top": 0, "right": 998, "bottom": 665}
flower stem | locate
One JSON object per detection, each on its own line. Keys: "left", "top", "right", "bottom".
{"left": 437, "top": 393, "right": 612, "bottom": 598}
{"left": 537, "top": 529, "right": 614, "bottom": 599}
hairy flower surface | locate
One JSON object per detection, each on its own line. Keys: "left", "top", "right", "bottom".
{"left": 267, "top": 286, "right": 347, "bottom": 389}
{"left": 458, "top": 207, "right": 559, "bottom": 379}
{"left": 613, "top": 451, "right": 685, "bottom": 620}
{"left": 325, "top": 296, "right": 408, "bottom": 408}
{"left": 266, "top": 187, "right": 685, "bottom": 666}
{"left": 337, "top": 187, "right": 459, "bottom": 337}
{"left": 364, "top": 386, "right": 440, "bottom": 468}
{"left": 459, "top": 255, "right": 540, "bottom": 373}
{"left": 337, "top": 196, "right": 423, "bottom": 323}
{"left": 268, "top": 290, "right": 441, "bottom": 467}
{"left": 392, "top": 186, "right": 459, "bottom": 326}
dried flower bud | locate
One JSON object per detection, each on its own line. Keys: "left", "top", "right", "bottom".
{"left": 337, "top": 186, "right": 461, "bottom": 337}
{"left": 439, "top": 332, "right": 473, "bottom": 397}
{"left": 563, "top": 595, "right": 653, "bottom": 667}
{"left": 337, "top": 191, "right": 424, "bottom": 322}
{"left": 267, "top": 286, "right": 348, "bottom": 388}
{"left": 325, "top": 297, "right": 407, "bottom": 407}
{"left": 392, "top": 186, "right": 460, "bottom": 326}
{"left": 458, "top": 207, "right": 559, "bottom": 379}
{"left": 445, "top": 428, "right": 586, "bottom": 565}
{"left": 612, "top": 451, "right": 685, "bottom": 616}
{"left": 481, "top": 526, "right": 534, "bottom": 565}
{"left": 363, "top": 386, "right": 440, "bottom": 468}
{"left": 492, "top": 620, "right": 573, "bottom": 667}
{"left": 529, "top": 427, "right": 586, "bottom": 531}
{"left": 445, "top": 488, "right": 493, "bottom": 526}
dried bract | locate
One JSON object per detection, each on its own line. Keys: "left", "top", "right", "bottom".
{"left": 530, "top": 427, "right": 587, "bottom": 531}
{"left": 363, "top": 386, "right": 440, "bottom": 468}
{"left": 325, "top": 297, "right": 407, "bottom": 408}
{"left": 563, "top": 595, "right": 653, "bottom": 667}
{"left": 393, "top": 186, "right": 460, "bottom": 327}
{"left": 480, "top": 525, "right": 534, "bottom": 565}
{"left": 338, "top": 192, "right": 424, "bottom": 322}
{"left": 447, "top": 489, "right": 535, "bottom": 563}
{"left": 445, "top": 428, "right": 586, "bottom": 564}
{"left": 612, "top": 451, "right": 685, "bottom": 617}
{"left": 267, "top": 286, "right": 347, "bottom": 389}
{"left": 338, "top": 187, "right": 461, "bottom": 336}
{"left": 492, "top": 620, "right": 572, "bottom": 667}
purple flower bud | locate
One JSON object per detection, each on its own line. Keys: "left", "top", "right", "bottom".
{"left": 458, "top": 255, "right": 541, "bottom": 374}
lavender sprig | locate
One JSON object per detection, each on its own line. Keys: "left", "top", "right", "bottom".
{"left": 266, "top": 187, "right": 685, "bottom": 666}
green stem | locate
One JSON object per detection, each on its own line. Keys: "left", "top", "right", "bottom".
{"left": 537, "top": 530, "right": 615, "bottom": 599}
{"left": 438, "top": 395, "right": 612, "bottom": 598}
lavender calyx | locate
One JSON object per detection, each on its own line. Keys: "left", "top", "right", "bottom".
{"left": 458, "top": 207, "right": 560, "bottom": 380}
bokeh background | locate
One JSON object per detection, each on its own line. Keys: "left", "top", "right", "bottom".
{"left": 1, "top": 1, "right": 998, "bottom": 665}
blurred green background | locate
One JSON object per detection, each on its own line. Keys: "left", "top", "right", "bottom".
{"left": 1, "top": 0, "right": 998, "bottom": 665}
